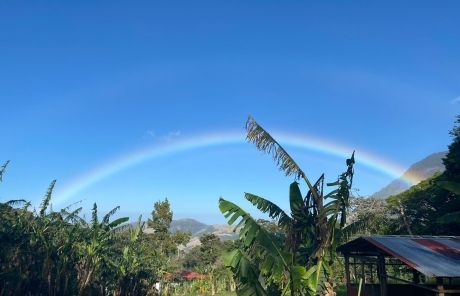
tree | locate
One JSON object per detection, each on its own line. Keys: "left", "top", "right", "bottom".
{"left": 145, "top": 197, "right": 191, "bottom": 292}
{"left": 443, "top": 115, "right": 460, "bottom": 181}
{"left": 386, "top": 173, "right": 460, "bottom": 235}
{"left": 386, "top": 115, "right": 460, "bottom": 235}
{"left": 219, "top": 116, "right": 356, "bottom": 296}
{"left": 199, "top": 234, "right": 221, "bottom": 268}
{"left": 75, "top": 203, "right": 129, "bottom": 294}
{"left": 148, "top": 198, "right": 173, "bottom": 235}
{"left": 345, "top": 197, "right": 390, "bottom": 237}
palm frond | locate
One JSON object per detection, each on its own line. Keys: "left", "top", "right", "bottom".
{"left": 246, "top": 116, "right": 304, "bottom": 179}
{"left": 244, "top": 193, "right": 292, "bottom": 227}
{"left": 39, "top": 180, "right": 56, "bottom": 216}
{"left": 219, "top": 198, "right": 290, "bottom": 271}
{"left": 246, "top": 116, "right": 320, "bottom": 202}
{"left": 224, "top": 249, "right": 268, "bottom": 296}
{"left": 62, "top": 200, "right": 83, "bottom": 211}
{"left": 63, "top": 207, "right": 84, "bottom": 224}
{"left": 0, "top": 160, "right": 10, "bottom": 182}
{"left": 131, "top": 215, "right": 144, "bottom": 241}
{"left": 108, "top": 217, "right": 129, "bottom": 229}
{"left": 102, "top": 206, "right": 120, "bottom": 224}
{"left": 5, "top": 199, "right": 27, "bottom": 207}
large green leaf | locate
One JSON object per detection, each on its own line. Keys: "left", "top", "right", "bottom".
{"left": 291, "top": 265, "right": 318, "bottom": 295}
{"left": 219, "top": 198, "right": 290, "bottom": 280}
{"left": 289, "top": 182, "right": 304, "bottom": 221}
{"left": 39, "top": 180, "right": 56, "bottom": 217}
{"left": 244, "top": 193, "right": 292, "bottom": 227}
{"left": 102, "top": 206, "right": 120, "bottom": 224}
{"left": 224, "top": 249, "right": 268, "bottom": 296}
{"left": 108, "top": 217, "right": 129, "bottom": 229}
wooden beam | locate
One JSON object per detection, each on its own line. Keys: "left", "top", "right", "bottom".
{"left": 344, "top": 256, "right": 351, "bottom": 295}
{"left": 353, "top": 257, "right": 357, "bottom": 284}
{"left": 437, "top": 277, "right": 445, "bottom": 296}
{"left": 412, "top": 270, "right": 419, "bottom": 284}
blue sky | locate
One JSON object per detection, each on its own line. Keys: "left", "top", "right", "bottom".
{"left": 1, "top": 1, "right": 459, "bottom": 223}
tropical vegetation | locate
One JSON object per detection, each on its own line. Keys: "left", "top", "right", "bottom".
{"left": 0, "top": 173, "right": 230, "bottom": 295}
{"left": 1, "top": 115, "right": 459, "bottom": 295}
{"left": 219, "top": 116, "right": 358, "bottom": 296}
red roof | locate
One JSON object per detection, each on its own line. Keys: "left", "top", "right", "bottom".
{"left": 179, "top": 271, "right": 206, "bottom": 281}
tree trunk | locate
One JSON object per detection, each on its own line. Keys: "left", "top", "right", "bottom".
{"left": 229, "top": 278, "right": 236, "bottom": 292}
{"left": 398, "top": 201, "right": 413, "bottom": 235}
{"left": 321, "top": 278, "right": 336, "bottom": 296}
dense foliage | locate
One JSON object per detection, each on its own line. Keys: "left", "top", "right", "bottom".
{"left": 0, "top": 176, "right": 159, "bottom": 295}
{"left": 0, "top": 167, "right": 228, "bottom": 295}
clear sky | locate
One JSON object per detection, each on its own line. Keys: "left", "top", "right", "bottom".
{"left": 1, "top": 1, "right": 459, "bottom": 223}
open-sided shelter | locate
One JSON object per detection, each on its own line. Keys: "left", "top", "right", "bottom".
{"left": 337, "top": 236, "right": 460, "bottom": 296}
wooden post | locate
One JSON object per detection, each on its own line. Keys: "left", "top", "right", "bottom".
{"left": 370, "top": 263, "right": 374, "bottom": 283}
{"left": 353, "top": 257, "right": 357, "bottom": 283}
{"left": 345, "top": 256, "right": 351, "bottom": 295}
{"left": 437, "top": 277, "right": 445, "bottom": 296}
{"left": 377, "top": 255, "right": 387, "bottom": 296}
{"left": 412, "top": 270, "right": 420, "bottom": 284}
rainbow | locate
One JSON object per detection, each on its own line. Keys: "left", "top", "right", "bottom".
{"left": 54, "top": 130, "right": 420, "bottom": 205}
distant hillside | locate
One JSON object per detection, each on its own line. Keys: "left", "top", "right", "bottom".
{"left": 169, "top": 218, "right": 214, "bottom": 236}
{"left": 371, "top": 152, "right": 446, "bottom": 199}
{"left": 139, "top": 218, "right": 238, "bottom": 249}
{"left": 170, "top": 218, "right": 238, "bottom": 240}
{"left": 171, "top": 218, "right": 238, "bottom": 250}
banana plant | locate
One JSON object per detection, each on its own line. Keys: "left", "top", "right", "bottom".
{"left": 220, "top": 117, "right": 355, "bottom": 295}
{"left": 111, "top": 216, "right": 152, "bottom": 296}
{"left": 0, "top": 161, "right": 160, "bottom": 295}
{"left": 76, "top": 203, "right": 128, "bottom": 294}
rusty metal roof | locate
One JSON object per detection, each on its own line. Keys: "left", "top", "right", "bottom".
{"left": 337, "top": 236, "right": 460, "bottom": 278}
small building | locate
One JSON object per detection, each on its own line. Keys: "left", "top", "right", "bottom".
{"left": 337, "top": 236, "right": 460, "bottom": 296}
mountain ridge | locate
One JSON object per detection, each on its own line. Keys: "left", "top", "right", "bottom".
{"left": 371, "top": 151, "right": 446, "bottom": 199}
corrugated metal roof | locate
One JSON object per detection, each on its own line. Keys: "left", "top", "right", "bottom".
{"left": 337, "top": 236, "right": 460, "bottom": 278}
